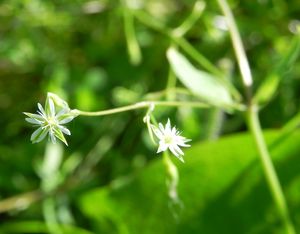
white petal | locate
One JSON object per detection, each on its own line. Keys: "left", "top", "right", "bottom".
{"left": 177, "top": 155, "right": 185, "bottom": 163}
{"left": 173, "top": 144, "right": 184, "bottom": 155}
{"left": 23, "top": 112, "right": 44, "bottom": 121}
{"left": 169, "top": 145, "right": 179, "bottom": 157}
{"left": 158, "top": 123, "right": 165, "bottom": 133}
{"left": 157, "top": 142, "right": 168, "bottom": 153}
{"left": 166, "top": 119, "right": 171, "bottom": 131}
{"left": 49, "top": 130, "right": 57, "bottom": 144}
{"left": 30, "top": 127, "right": 48, "bottom": 143}
{"left": 177, "top": 141, "right": 191, "bottom": 147}
{"left": 170, "top": 145, "right": 185, "bottom": 163}
{"left": 59, "top": 125, "right": 71, "bottom": 135}
{"left": 25, "top": 118, "right": 42, "bottom": 125}
{"left": 48, "top": 98, "right": 56, "bottom": 117}
{"left": 151, "top": 125, "right": 163, "bottom": 139}
{"left": 56, "top": 108, "right": 68, "bottom": 117}
{"left": 58, "top": 116, "right": 74, "bottom": 124}
{"left": 37, "top": 103, "right": 46, "bottom": 116}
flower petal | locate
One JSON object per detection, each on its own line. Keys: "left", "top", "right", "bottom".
{"left": 37, "top": 103, "right": 46, "bottom": 117}
{"left": 23, "top": 112, "right": 44, "bottom": 122}
{"left": 172, "top": 144, "right": 184, "bottom": 156}
{"left": 157, "top": 141, "right": 168, "bottom": 153}
{"left": 169, "top": 145, "right": 185, "bottom": 163}
{"left": 48, "top": 98, "right": 56, "bottom": 118}
{"left": 58, "top": 125, "right": 71, "bottom": 135}
{"left": 166, "top": 118, "right": 171, "bottom": 131}
{"left": 30, "top": 127, "right": 48, "bottom": 143}
{"left": 169, "top": 145, "right": 179, "bottom": 157}
{"left": 151, "top": 125, "right": 163, "bottom": 139}
{"left": 49, "top": 130, "right": 57, "bottom": 144}
{"left": 25, "top": 118, "right": 42, "bottom": 125}
{"left": 58, "top": 115, "right": 74, "bottom": 124}
{"left": 53, "top": 127, "right": 68, "bottom": 146}
{"left": 158, "top": 123, "right": 165, "bottom": 133}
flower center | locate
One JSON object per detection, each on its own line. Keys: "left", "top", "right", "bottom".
{"left": 164, "top": 134, "right": 174, "bottom": 145}
{"left": 47, "top": 117, "right": 58, "bottom": 126}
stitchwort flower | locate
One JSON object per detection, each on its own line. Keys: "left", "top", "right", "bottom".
{"left": 151, "top": 119, "right": 191, "bottom": 162}
{"left": 23, "top": 93, "right": 78, "bottom": 146}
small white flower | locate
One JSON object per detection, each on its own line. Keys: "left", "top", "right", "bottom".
{"left": 24, "top": 95, "right": 77, "bottom": 146}
{"left": 151, "top": 119, "right": 191, "bottom": 162}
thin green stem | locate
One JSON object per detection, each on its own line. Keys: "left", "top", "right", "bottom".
{"left": 134, "top": 10, "right": 242, "bottom": 101}
{"left": 217, "top": 0, "right": 253, "bottom": 90}
{"left": 217, "top": 0, "right": 296, "bottom": 233}
{"left": 75, "top": 100, "right": 209, "bottom": 117}
{"left": 121, "top": 0, "right": 142, "bottom": 65}
{"left": 133, "top": 10, "right": 222, "bottom": 76}
{"left": 172, "top": 1, "right": 206, "bottom": 37}
{"left": 166, "top": 68, "right": 177, "bottom": 101}
{"left": 247, "top": 105, "right": 295, "bottom": 234}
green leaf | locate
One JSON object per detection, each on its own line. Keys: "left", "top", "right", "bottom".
{"left": 77, "top": 130, "right": 300, "bottom": 234}
{"left": 254, "top": 35, "right": 300, "bottom": 105}
{"left": 0, "top": 221, "right": 94, "bottom": 234}
{"left": 167, "top": 47, "right": 234, "bottom": 108}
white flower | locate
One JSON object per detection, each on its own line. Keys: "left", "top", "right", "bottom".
{"left": 24, "top": 95, "right": 77, "bottom": 146}
{"left": 151, "top": 119, "right": 191, "bottom": 162}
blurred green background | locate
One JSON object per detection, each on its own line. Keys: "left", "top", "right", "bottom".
{"left": 1, "top": 0, "right": 300, "bottom": 233}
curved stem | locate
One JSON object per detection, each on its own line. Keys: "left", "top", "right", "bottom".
{"left": 247, "top": 105, "right": 295, "bottom": 234}
{"left": 172, "top": 1, "right": 206, "bottom": 37}
{"left": 75, "top": 100, "right": 209, "bottom": 117}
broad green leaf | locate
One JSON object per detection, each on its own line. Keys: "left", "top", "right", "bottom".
{"left": 0, "top": 221, "right": 94, "bottom": 234}
{"left": 167, "top": 47, "right": 233, "bottom": 108}
{"left": 78, "top": 130, "right": 300, "bottom": 234}
{"left": 254, "top": 35, "right": 300, "bottom": 105}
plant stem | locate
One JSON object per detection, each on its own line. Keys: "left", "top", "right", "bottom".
{"left": 132, "top": 10, "right": 222, "bottom": 76}
{"left": 76, "top": 100, "right": 209, "bottom": 117}
{"left": 172, "top": 1, "right": 206, "bottom": 37}
{"left": 216, "top": 0, "right": 253, "bottom": 90}
{"left": 217, "top": 0, "right": 296, "bottom": 232}
{"left": 121, "top": 0, "right": 142, "bottom": 65}
{"left": 247, "top": 105, "right": 295, "bottom": 234}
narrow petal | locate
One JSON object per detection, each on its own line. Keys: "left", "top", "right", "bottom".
{"left": 157, "top": 141, "right": 168, "bottom": 153}
{"left": 171, "top": 147, "right": 185, "bottom": 162}
{"left": 158, "top": 123, "right": 165, "bottom": 133}
{"left": 172, "top": 144, "right": 184, "bottom": 156}
{"left": 58, "top": 125, "right": 71, "bottom": 135}
{"left": 53, "top": 128, "right": 68, "bottom": 146}
{"left": 177, "top": 155, "right": 185, "bottom": 163}
{"left": 49, "top": 130, "right": 57, "bottom": 144}
{"left": 48, "top": 98, "right": 56, "bottom": 118}
{"left": 58, "top": 115, "right": 74, "bottom": 124}
{"left": 177, "top": 141, "right": 191, "bottom": 147}
{"left": 23, "top": 112, "right": 44, "bottom": 122}
{"left": 151, "top": 125, "right": 163, "bottom": 139}
{"left": 166, "top": 119, "right": 171, "bottom": 131}
{"left": 30, "top": 127, "right": 48, "bottom": 143}
{"left": 56, "top": 108, "right": 68, "bottom": 117}
{"left": 37, "top": 103, "right": 46, "bottom": 116}
{"left": 25, "top": 118, "right": 42, "bottom": 125}
{"left": 169, "top": 145, "right": 179, "bottom": 157}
